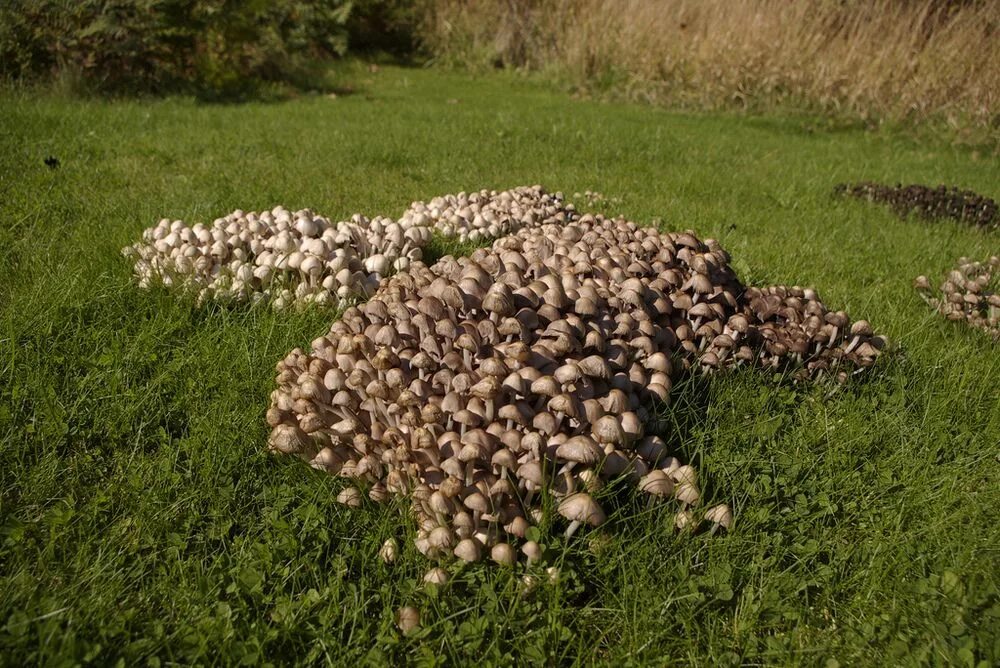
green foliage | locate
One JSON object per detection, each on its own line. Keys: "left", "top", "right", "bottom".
{"left": 347, "top": 0, "right": 426, "bottom": 55}
{"left": 0, "top": 67, "right": 998, "bottom": 664}
{"left": 0, "top": 0, "right": 353, "bottom": 96}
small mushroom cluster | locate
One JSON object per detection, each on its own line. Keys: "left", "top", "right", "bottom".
{"left": 915, "top": 256, "right": 1000, "bottom": 339}
{"left": 398, "top": 185, "right": 574, "bottom": 243}
{"left": 695, "top": 285, "right": 888, "bottom": 382}
{"left": 835, "top": 181, "right": 999, "bottom": 230}
{"left": 573, "top": 190, "right": 621, "bottom": 209}
{"left": 122, "top": 207, "right": 432, "bottom": 309}
{"left": 267, "top": 214, "right": 883, "bottom": 566}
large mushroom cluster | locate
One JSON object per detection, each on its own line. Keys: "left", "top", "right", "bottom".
{"left": 835, "top": 181, "right": 999, "bottom": 230}
{"left": 267, "top": 214, "right": 886, "bottom": 566}
{"left": 122, "top": 207, "right": 432, "bottom": 309}
{"left": 398, "top": 185, "right": 574, "bottom": 243}
{"left": 915, "top": 256, "right": 1000, "bottom": 339}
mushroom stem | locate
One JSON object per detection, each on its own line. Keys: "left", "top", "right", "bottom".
{"left": 565, "top": 519, "right": 582, "bottom": 538}
{"left": 561, "top": 469, "right": 576, "bottom": 495}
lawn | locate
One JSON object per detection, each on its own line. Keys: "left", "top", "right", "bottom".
{"left": 1, "top": 66, "right": 998, "bottom": 666}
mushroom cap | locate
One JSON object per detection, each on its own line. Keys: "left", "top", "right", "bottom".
{"left": 463, "top": 492, "right": 490, "bottom": 513}
{"left": 453, "top": 408, "right": 481, "bottom": 429}
{"left": 671, "top": 464, "right": 698, "bottom": 486}
{"left": 396, "top": 606, "right": 421, "bottom": 634}
{"left": 532, "top": 411, "right": 558, "bottom": 435}
{"left": 850, "top": 319, "right": 873, "bottom": 336}
{"left": 379, "top": 538, "right": 398, "bottom": 563}
{"left": 517, "top": 461, "right": 544, "bottom": 486}
{"left": 555, "top": 435, "right": 603, "bottom": 465}
{"left": 674, "top": 509, "right": 695, "bottom": 530}
{"left": 498, "top": 402, "right": 532, "bottom": 426}
{"left": 592, "top": 414, "right": 625, "bottom": 445}
{"left": 454, "top": 538, "right": 483, "bottom": 562}
{"left": 491, "top": 448, "right": 518, "bottom": 470}
{"left": 428, "top": 526, "right": 456, "bottom": 550}
{"left": 423, "top": 567, "right": 450, "bottom": 585}
{"left": 521, "top": 540, "right": 542, "bottom": 563}
{"left": 704, "top": 504, "right": 733, "bottom": 530}
{"left": 268, "top": 424, "right": 310, "bottom": 454}
{"left": 482, "top": 284, "right": 515, "bottom": 316}
{"left": 577, "top": 355, "right": 612, "bottom": 380}
{"left": 470, "top": 375, "right": 501, "bottom": 400}
{"left": 530, "top": 375, "right": 560, "bottom": 397}
{"left": 639, "top": 470, "right": 674, "bottom": 497}
{"left": 491, "top": 542, "right": 516, "bottom": 566}
{"left": 336, "top": 487, "right": 363, "bottom": 508}
{"left": 675, "top": 482, "right": 701, "bottom": 506}
{"left": 505, "top": 515, "right": 529, "bottom": 538}
{"left": 557, "top": 493, "right": 606, "bottom": 527}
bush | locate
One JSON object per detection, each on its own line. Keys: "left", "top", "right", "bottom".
{"left": 346, "top": 0, "right": 426, "bottom": 56}
{"left": 0, "top": 0, "right": 354, "bottom": 96}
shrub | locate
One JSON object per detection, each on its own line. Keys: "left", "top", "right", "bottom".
{"left": 0, "top": 0, "right": 353, "bottom": 96}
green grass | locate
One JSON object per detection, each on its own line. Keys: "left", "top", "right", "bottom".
{"left": 1, "top": 66, "right": 999, "bottom": 666}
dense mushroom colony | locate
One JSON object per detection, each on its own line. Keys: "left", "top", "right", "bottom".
{"left": 398, "top": 185, "right": 573, "bottom": 243}
{"left": 267, "top": 214, "right": 887, "bottom": 566}
{"left": 122, "top": 207, "right": 432, "bottom": 309}
{"left": 835, "top": 181, "right": 999, "bottom": 230}
{"left": 915, "top": 256, "right": 1000, "bottom": 339}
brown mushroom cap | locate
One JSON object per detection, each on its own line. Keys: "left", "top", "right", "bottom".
{"left": 639, "top": 470, "right": 674, "bottom": 498}
{"left": 454, "top": 537, "right": 483, "bottom": 562}
{"left": 558, "top": 493, "right": 606, "bottom": 527}
{"left": 704, "top": 504, "right": 733, "bottom": 531}
{"left": 555, "top": 435, "right": 603, "bottom": 465}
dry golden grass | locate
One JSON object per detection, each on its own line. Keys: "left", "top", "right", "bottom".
{"left": 420, "top": 0, "right": 999, "bottom": 142}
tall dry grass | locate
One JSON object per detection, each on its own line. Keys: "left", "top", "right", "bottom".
{"left": 419, "top": 0, "right": 999, "bottom": 140}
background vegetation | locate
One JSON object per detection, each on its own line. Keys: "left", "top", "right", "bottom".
{"left": 0, "top": 0, "right": 420, "bottom": 97}
{"left": 1, "top": 66, "right": 998, "bottom": 665}
{"left": 3, "top": 0, "right": 997, "bottom": 142}
{"left": 420, "top": 0, "right": 1000, "bottom": 146}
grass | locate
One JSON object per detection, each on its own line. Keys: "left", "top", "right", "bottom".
{"left": 1, "top": 65, "right": 999, "bottom": 666}
{"left": 420, "top": 0, "right": 1000, "bottom": 148}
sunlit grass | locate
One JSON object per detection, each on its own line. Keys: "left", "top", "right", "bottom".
{"left": 1, "top": 66, "right": 998, "bottom": 665}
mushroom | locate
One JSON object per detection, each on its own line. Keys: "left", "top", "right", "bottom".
{"left": 454, "top": 538, "right": 483, "bottom": 563}
{"left": 379, "top": 538, "right": 399, "bottom": 563}
{"left": 396, "top": 606, "right": 421, "bottom": 634}
{"left": 638, "top": 470, "right": 674, "bottom": 507}
{"left": 704, "top": 504, "right": 733, "bottom": 534}
{"left": 336, "top": 487, "right": 363, "bottom": 508}
{"left": 521, "top": 540, "right": 543, "bottom": 564}
{"left": 558, "top": 493, "right": 606, "bottom": 538}
{"left": 264, "top": 206, "right": 884, "bottom": 569}
{"left": 491, "top": 542, "right": 516, "bottom": 566}
{"left": 423, "top": 567, "right": 450, "bottom": 585}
